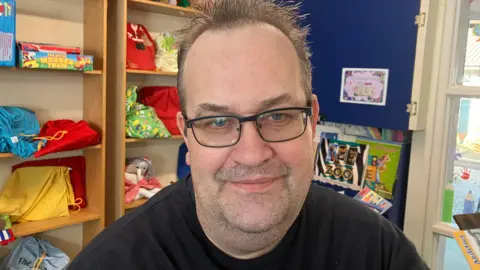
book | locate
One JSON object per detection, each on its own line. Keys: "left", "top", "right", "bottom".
{"left": 353, "top": 187, "right": 392, "bottom": 214}
{"left": 454, "top": 228, "right": 480, "bottom": 269}
{"left": 356, "top": 138, "right": 403, "bottom": 200}
{"left": 452, "top": 213, "right": 480, "bottom": 269}
{"left": 314, "top": 138, "right": 369, "bottom": 190}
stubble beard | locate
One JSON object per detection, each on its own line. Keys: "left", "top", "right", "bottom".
{"left": 196, "top": 162, "right": 307, "bottom": 254}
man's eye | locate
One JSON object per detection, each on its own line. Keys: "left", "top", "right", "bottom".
{"left": 269, "top": 113, "right": 286, "bottom": 121}
{"left": 211, "top": 118, "right": 227, "bottom": 127}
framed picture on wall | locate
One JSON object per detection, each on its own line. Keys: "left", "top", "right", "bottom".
{"left": 340, "top": 68, "right": 389, "bottom": 106}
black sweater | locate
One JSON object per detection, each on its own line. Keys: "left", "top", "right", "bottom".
{"left": 68, "top": 175, "right": 429, "bottom": 270}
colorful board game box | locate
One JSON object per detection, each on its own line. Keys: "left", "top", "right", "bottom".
{"left": 17, "top": 42, "right": 93, "bottom": 71}
{"left": 0, "top": 0, "right": 16, "bottom": 67}
{"left": 356, "top": 137, "right": 403, "bottom": 200}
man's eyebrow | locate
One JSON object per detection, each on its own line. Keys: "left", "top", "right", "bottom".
{"left": 193, "top": 93, "right": 293, "bottom": 118}
{"left": 259, "top": 93, "right": 291, "bottom": 111}
{"left": 194, "top": 103, "right": 232, "bottom": 118}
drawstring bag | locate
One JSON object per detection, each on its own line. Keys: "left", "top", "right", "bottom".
{"left": 0, "top": 236, "right": 70, "bottom": 270}
{"left": 177, "top": 143, "right": 190, "bottom": 181}
{"left": 11, "top": 156, "right": 87, "bottom": 210}
{"left": 126, "top": 86, "right": 171, "bottom": 139}
{"left": 0, "top": 106, "right": 45, "bottom": 159}
{"left": 33, "top": 120, "right": 100, "bottom": 158}
{"left": 154, "top": 32, "right": 178, "bottom": 73}
{"left": 0, "top": 167, "right": 75, "bottom": 223}
{"left": 126, "top": 23, "right": 156, "bottom": 70}
{"left": 138, "top": 86, "right": 181, "bottom": 135}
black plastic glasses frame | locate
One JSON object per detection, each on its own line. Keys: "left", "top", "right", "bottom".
{"left": 185, "top": 106, "right": 312, "bottom": 148}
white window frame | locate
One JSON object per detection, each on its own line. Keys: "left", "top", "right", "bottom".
{"left": 404, "top": 0, "right": 480, "bottom": 268}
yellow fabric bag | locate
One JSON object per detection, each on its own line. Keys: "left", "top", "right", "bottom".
{"left": 0, "top": 166, "right": 75, "bottom": 223}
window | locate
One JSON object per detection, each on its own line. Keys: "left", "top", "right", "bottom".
{"left": 405, "top": 0, "right": 480, "bottom": 268}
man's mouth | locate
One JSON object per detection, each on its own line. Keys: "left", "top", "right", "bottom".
{"left": 229, "top": 177, "right": 279, "bottom": 192}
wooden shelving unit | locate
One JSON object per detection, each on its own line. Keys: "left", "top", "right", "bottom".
{"left": 127, "top": 0, "right": 196, "bottom": 16}
{"left": 124, "top": 198, "right": 148, "bottom": 210}
{"left": 107, "top": 0, "right": 190, "bottom": 222}
{"left": 0, "top": 144, "right": 103, "bottom": 159}
{"left": 125, "top": 135, "right": 183, "bottom": 143}
{"left": 127, "top": 69, "right": 177, "bottom": 76}
{"left": 12, "top": 210, "right": 101, "bottom": 237}
{"left": 3, "top": 66, "right": 103, "bottom": 75}
{"left": 0, "top": 0, "right": 108, "bottom": 258}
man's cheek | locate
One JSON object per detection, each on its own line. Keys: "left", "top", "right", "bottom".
{"left": 273, "top": 143, "right": 310, "bottom": 166}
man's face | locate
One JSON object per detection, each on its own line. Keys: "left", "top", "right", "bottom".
{"left": 178, "top": 24, "right": 319, "bottom": 234}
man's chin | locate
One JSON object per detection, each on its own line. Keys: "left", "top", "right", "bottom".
{"left": 220, "top": 202, "right": 288, "bottom": 234}
{"left": 227, "top": 216, "right": 279, "bottom": 234}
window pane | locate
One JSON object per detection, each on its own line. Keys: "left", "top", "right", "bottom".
{"left": 456, "top": 1, "right": 480, "bottom": 86}
{"left": 442, "top": 98, "right": 480, "bottom": 223}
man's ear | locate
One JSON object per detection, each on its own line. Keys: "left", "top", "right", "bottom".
{"left": 310, "top": 94, "right": 319, "bottom": 139}
{"left": 177, "top": 111, "right": 190, "bottom": 149}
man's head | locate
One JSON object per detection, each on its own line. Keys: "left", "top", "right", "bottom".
{"left": 176, "top": 0, "right": 319, "bottom": 252}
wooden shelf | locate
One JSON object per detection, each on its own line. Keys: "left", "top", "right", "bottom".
{"left": 126, "top": 69, "right": 177, "bottom": 76}
{"left": 0, "top": 144, "right": 102, "bottom": 159}
{"left": 127, "top": 0, "right": 196, "bottom": 17}
{"left": 124, "top": 198, "right": 148, "bottom": 210}
{"left": 12, "top": 209, "right": 101, "bottom": 237}
{"left": 125, "top": 135, "right": 183, "bottom": 143}
{"left": 2, "top": 66, "right": 103, "bottom": 75}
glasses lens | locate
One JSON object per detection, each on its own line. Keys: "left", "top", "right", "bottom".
{"left": 191, "top": 117, "right": 241, "bottom": 147}
{"left": 257, "top": 109, "right": 307, "bottom": 142}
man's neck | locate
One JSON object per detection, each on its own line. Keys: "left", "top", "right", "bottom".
{"left": 204, "top": 230, "right": 283, "bottom": 259}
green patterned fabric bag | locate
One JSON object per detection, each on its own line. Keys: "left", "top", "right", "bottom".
{"left": 125, "top": 86, "right": 171, "bottom": 139}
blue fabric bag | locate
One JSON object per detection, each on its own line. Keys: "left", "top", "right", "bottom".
{"left": 177, "top": 142, "right": 190, "bottom": 181}
{"left": 0, "top": 236, "right": 70, "bottom": 270}
{"left": 0, "top": 106, "right": 45, "bottom": 159}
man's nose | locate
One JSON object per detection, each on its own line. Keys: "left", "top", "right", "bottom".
{"left": 230, "top": 121, "right": 274, "bottom": 166}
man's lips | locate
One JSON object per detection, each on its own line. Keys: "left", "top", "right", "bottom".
{"left": 228, "top": 177, "right": 279, "bottom": 192}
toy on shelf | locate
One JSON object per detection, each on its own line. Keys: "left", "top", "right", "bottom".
{"left": 0, "top": 0, "right": 16, "bottom": 67}
{"left": 17, "top": 41, "right": 93, "bottom": 71}
{"left": 124, "top": 157, "right": 162, "bottom": 204}
{"left": 0, "top": 215, "right": 15, "bottom": 246}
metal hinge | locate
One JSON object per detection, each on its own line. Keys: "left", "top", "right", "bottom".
{"left": 415, "top": 12, "right": 426, "bottom": 27}
{"left": 406, "top": 101, "right": 418, "bottom": 116}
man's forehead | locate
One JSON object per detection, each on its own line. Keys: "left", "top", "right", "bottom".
{"left": 184, "top": 23, "right": 296, "bottom": 68}
{"left": 182, "top": 23, "right": 303, "bottom": 116}
{"left": 192, "top": 93, "right": 304, "bottom": 117}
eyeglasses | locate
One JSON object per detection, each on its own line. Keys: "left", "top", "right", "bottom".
{"left": 185, "top": 107, "right": 312, "bottom": 148}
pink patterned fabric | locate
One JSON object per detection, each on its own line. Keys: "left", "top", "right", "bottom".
{"left": 124, "top": 179, "right": 162, "bottom": 204}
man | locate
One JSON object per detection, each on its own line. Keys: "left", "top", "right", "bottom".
{"left": 69, "top": 0, "right": 428, "bottom": 269}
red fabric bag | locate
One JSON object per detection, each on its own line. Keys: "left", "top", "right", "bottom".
{"left": 138, "top": 86, "right": 181, "bottom": 135}
{"left": 126, "top": 23, "right": 156, "bottom": 70}
{"left": 34, "top": 120, "right": 100, "bottom": 158}
{"left": 11, "top": 156, "right": 87, "bottom": 209}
